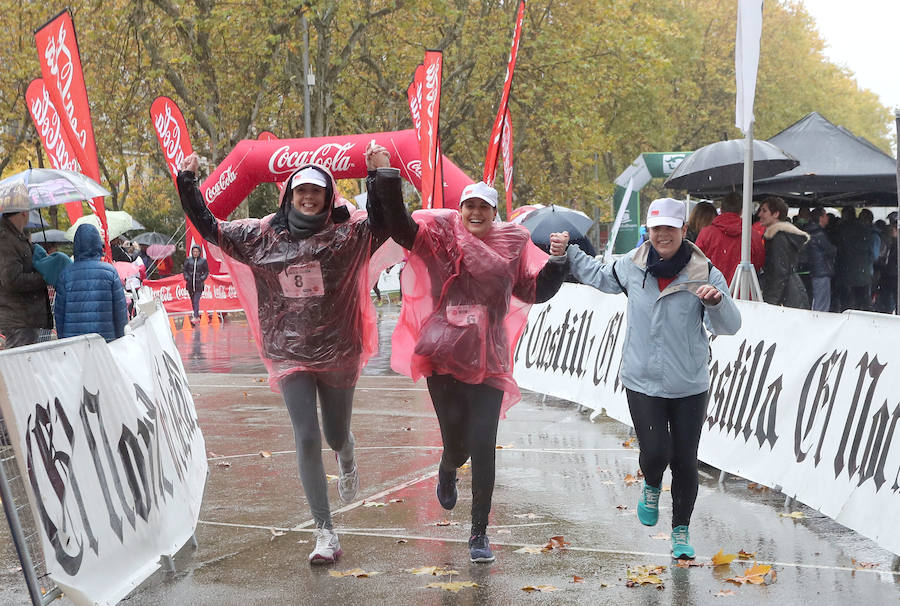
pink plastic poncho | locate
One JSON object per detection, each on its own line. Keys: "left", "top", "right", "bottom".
{"left": 391, "top": 210, "right": 549, "bottom": 415}
{"left": 212, "top": 166, "right": 385, "bottom": 391}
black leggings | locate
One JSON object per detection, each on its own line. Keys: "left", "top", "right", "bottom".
{"left": 626, "top": 389, "right": 708, "bottom": 528}
{"left": 426, "top": 375, "right": 503, "bottom": 535}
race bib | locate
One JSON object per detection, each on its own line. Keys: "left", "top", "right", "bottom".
{"left": 446, "top": 304, "right": 486, "bottom": 328}
{"left": 278, "top": 261, "right": 325, "bottom": 298}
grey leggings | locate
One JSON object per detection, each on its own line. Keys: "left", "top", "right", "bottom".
{"left": 280, "top": 372, "right": 356, "bottom": 529}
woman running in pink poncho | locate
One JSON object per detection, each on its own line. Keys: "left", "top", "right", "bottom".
{"left": 177, "top": 152, "right": 397, "bottom": 565}
{"left": 364, "top": 142, "right": 570, "bottom": 563}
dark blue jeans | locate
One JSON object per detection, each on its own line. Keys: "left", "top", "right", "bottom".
{"left": 188, "top": 286, "right": 203, "bottom": 318}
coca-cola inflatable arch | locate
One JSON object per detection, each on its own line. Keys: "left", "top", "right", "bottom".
{"left": 197, "top": 130, "right": 475, "bottom": 219}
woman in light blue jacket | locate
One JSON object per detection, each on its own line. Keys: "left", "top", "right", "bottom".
{"left": 553, "top": 197, "right": 740, "bottom": 560}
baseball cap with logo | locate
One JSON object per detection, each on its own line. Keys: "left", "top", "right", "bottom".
{"left": 646, "top": 197, "right": 685, "bottom": 228}
{"left": 460, "top": 181, "right": 498, "bottom": 208}
{"left": 290, "top": 167, "right": 328, "bottom": 190}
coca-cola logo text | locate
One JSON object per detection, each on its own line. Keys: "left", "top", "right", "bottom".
{"left": 154, "top": 102, "right": 187, "bottom": 175}
{"left": 267, "top": 144, "right": 356, "bottom": 177}
{"left": 203, "top": 166, "right": 237, "bottom": 204}
{"left": 41, "top": 20, "right": 88, "bottom": 149}
{"left": 28, "top": 84, "right": 81, "bottom": 172}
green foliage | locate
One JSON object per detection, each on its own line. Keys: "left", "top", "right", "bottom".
{"left": 0, "top": 0, "right": 893, "bottom": 235}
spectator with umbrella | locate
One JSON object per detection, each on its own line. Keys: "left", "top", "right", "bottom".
{"left": 520, "top": 204, "right": 596, "bottom": 256}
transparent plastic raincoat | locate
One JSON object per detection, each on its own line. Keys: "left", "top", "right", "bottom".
{"left": 391, "top": 209, "right": 559, "bottom": 414}
{"left": 177, "top": 164, "right": 393, "bottom": 389}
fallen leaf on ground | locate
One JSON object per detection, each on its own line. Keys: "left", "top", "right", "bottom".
{"left": 747, "top": 482, "right": 770, "bottom": 492}
{"left": 542, "top": 536, "right": 570, "bottom": 552}
{"left": 329, "top": 568, "right": 380, "bottom": 578}
{"left": 496, "top": 444, "right": 516, "bottom": 449}
{"left": 269, "top": 528, "right": 285, "bottom": 540}
{"left": 626, "top": 567, "right": 664, "bottom": 588}
{"left": 396, "top": 539, "right": 408, "bottom": 544}
{"left": 401, "top": 426, "right": 413, "bottom": 431}
{"left": 714, "top": 589, "right": 736, "bottom": 597}
{"left": 514, "top": 546, "right": 544, "bottom": 554}
{"left": 851, "top": 559, "right": 878, "bottom": 569}
{"left": 513, "top": 513, "right": 541, "bottom": 520}
{"left": 622, "top": 437, "right": 636, "bottom": 448}
{"left": 623, "top": 473, "right": 639, "bottom": 486}
{"left": 425, "top": 581, "right": 478, "bottom": 593}
{"left": 407, "top": 566, "right": 459, "bottom": 576}
{"left": 216, "top": 461, "right": 231, "bottom": 468}
{"left": 616, "top": 505, "right": 629, "bottom": 510}
{"left": 650, "top": 532, "right": 668, "bottom": 540}
{"left": 712, "top": 550, "right": 738, "bottom": 567}
{"left": 363, "top": 501, "right": 386, "bottom": 508}
{"left": 726, "top": 563, "right": 775, "bottom": 585}
{"left": 571, "top": 575, "right": 584, "bottom": 583}
{"left": 389, "top": 498, "right": 404, "bottom": 504}
{"left": 675, "top": 560, "right": 706, "bottom": 568}
{"left": 241, "top": 391, "right": 249, "bottom": 397}
{"left": 522, "top": 585, "right": 559, "bottom": 592}
{"left": 259, "top": 451, "right": 272, "bottom": 458}
{"left": 779, "top": 511, "right": 806, "bottom": 519}
{"left": 208, "top": 451, "right": 221, "bottom": 458}
{"left": 433, "top": 520, "right": 459, "bottom": 526}
{"left": 737, "top": 549, "right": 756, "bottom": 560}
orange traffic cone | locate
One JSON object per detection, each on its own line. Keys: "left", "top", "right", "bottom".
{"left": 169, "top": 316, "right": 177, "bottom": 333}
{"left": 183, "top": 315, "right": 193, "bottom": 331}
{"left": 199, "top": 311, "right": 209, "bottom": 326}
{"left": 211, "top": 311, "right": 221, "bottom": 327}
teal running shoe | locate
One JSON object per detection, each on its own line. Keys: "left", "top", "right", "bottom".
{"left": 671, "top": 525, "right": 695, "bottom": 560}
{"left": 637, "top": 482, "right": 661, "bottom": 526}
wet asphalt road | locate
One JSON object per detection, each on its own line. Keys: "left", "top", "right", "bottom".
{"left": 1, "top": 304, "right": 899, "bottom": 605}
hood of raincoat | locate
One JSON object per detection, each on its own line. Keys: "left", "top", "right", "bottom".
{"left": 73, "top": 224, "right": 104, "bottom": 261}
{"left": 269, "top": 163, "right": 350, "bottom": 235}
{"left": 710, "top": 211, "right": 743, "bottom": 237}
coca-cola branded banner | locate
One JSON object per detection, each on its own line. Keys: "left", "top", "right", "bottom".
{"left": 257, "top": 131, "right": 285, "bottom": 195}
{"left": 483, "top": 0, "right": 525, "bottom": 186}
{"left": 25, "top": 78, "right": 83, "bottom": 223}
{"left": 406, "top": 66, "right": 425, "bottom": 188}
{"left": 501, "top": 108, "right": 514, "bottom": 218}
{"left": 514, "top": 285, "right": 900, "bottom": 557}
{"left": 148, "top": 96, "right": 221, "bottom": 274}
{"left": 34, "top": 9, "right": 111, "bottom": 259}
{"left": 196, "top": 130, "right": 473, "bottom": 218}
{"left": 419, "top": 52, "right": 444, "bottom": 209}
{"left": 144, "top": 274, "right": 242, "bottom": 315}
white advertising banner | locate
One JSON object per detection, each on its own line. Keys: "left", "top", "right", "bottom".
{"left": 514, "top": 284, "right": 900, "bottom": 556}
{"left": 0, "top": 306, "right": 208, "bottom": 605}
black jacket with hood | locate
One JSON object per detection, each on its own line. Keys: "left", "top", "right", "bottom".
{"left": 761, "top": 220, "right": 810, "bottom": 308}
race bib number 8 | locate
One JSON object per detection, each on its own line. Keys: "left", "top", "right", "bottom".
{"left": 279, "top": 261, "right": 325, "bottom": 298}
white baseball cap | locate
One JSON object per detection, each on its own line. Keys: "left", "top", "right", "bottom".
{"left": 460, "top": 181, "right": 498, "bottom": 208}
{"left": 646, "top": 197, "right": 685, "bottom": 228}
{"left": 290, "top": 167, "right": 328, "bottom": 190}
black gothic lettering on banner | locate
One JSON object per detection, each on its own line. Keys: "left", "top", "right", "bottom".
{"left": 706, "top": 339, "right": 779, "bottom": 449}
{"left": 516, "top": 304, "right": 597, "bottom": 379}
{"left": 25, "top": 399, "right": 98, "bottom": 576}
{"left": 152, "top": 351, "right": 199, "bottom": 483}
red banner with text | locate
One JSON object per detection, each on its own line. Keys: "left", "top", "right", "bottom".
{"left": 34, "top": 9, "right": 110, "bottom": 258}
{"left": 25, "top": 78, "right": 83, "bottom": 223}
{"left": 149, "top": 96, "right": 221, "bottom": 274}
{"left": 501, "top": 108, "right": 514, "bottom": 218}
{"left": 419, "top": 52, "right": 444, "bottom": 209}
{"left": 483, "top": 0, "right": 525, "bottom": 186}
{"left": 144, "top": 274, "right": 242, "bottom": 315}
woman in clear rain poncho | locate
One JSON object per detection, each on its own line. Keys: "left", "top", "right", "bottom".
{"left": 561, "top": 197, "right": 741, "bottom": 560}
{"left": 364, "top": 142, "right": 569, "bottom": 563}
{"left": 176, "top": 152, "right": 395, "bottom": 565}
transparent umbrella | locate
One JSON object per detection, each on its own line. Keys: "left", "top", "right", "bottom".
{"left": 0, "top": 168, "right": 110, "bottom": 213}
{"left": 65, "top": 210, "right": 141, "bottom": 241}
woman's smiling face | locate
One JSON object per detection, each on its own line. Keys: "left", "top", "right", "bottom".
{"left": 648, "top": 224, "right": 686, "bottom": 260}
{"left": 460, "top": 198, "right": 497, "bottom": 239}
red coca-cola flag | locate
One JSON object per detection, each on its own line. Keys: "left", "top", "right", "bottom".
{"left": 501, "top": 108, "right": 514, "bottom": 218}
{"left": 24, "top": 78, "right": 84, "bottom": 223}
{"left": 149, "top": 96, "right": 222, "bottom": 274}
{"left": 34, "top": 9, "right": 111, "bottom": 259}
{"left": 420, "top": 51, "right": 444, "bottom": 209}
{"left": 483, "top": 0, "right": 525, "bottom": 186}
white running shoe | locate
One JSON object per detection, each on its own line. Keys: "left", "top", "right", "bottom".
{"left": 336, "top": 453, "right": 359, "bottom": 503}
{"left": 308, "top": 527, "right": 342, "bottom": 564}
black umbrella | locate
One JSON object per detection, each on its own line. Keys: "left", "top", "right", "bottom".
{"left": 133, "top": 231, "right": 171, "bottom": 246}
{"left": 664, "top": 139, "right": 798, "bottom": 194}
{"left": 520, "top": 205, "right": 594, "bottom": 248}
{"left": 30, "top": 229, "right": 68, "bottom": 244}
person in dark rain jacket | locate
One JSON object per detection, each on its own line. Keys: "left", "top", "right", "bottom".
{"left": 758, "top": 196, "right": 810, "bottom": 308}
{"left": 182, "top": 244, "right": 209, "bottom": 323}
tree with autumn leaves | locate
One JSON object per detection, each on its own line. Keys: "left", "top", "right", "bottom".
{"left": 0, "top": 0, "right": 893, "bottom": 233}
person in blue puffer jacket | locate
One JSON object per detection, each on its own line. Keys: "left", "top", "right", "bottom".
{"left": 54, "top": 223, "right": 128, "bottom": 341}
{"left": 558, "top": 197, "right": 741, "bottom": 562}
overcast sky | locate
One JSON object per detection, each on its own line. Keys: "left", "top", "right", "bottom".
{"left": 800, "top": 0, "right": 900, "bottom": 113}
